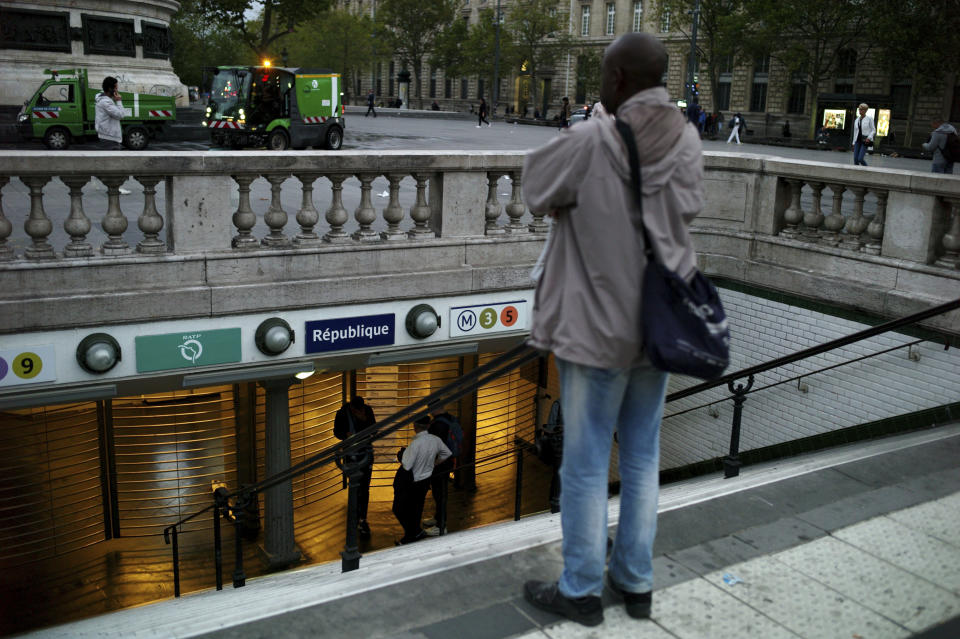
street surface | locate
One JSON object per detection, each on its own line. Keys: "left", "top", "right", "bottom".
{"left": 1, "top": 112, "right": 938, "bottom": 256}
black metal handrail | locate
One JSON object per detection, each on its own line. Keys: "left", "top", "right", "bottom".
{"left": 162, "top": 296, "right": 959, "bottom": 597}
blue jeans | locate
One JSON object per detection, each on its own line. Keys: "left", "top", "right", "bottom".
{"left": 556, "top": 358, "right": 669, "bottom": 598}
{"left": 933, "top": 162, "right": 955, "bottom": 174}
{"left": 853, "top": 141, "right": 869, "bottom": 165}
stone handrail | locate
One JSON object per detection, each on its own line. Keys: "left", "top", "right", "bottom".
{"left": 0, "top": 151, "right": 958, "bottom": 335}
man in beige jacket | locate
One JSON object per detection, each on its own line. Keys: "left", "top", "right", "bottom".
{"left": 522, "top": 33, "right": 703, "bottom": 626}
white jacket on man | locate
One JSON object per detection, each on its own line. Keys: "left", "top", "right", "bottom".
{"left": 851, "top": 113, "right": 875, "bottom": 146}
{"left": 95, "top": 93, "right": 124, "bottom": 143}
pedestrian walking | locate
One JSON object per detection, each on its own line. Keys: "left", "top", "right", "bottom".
{"left": 477, "top": 97, "right": 491, "bottom": 127}
{"left": 559, "top": 97, "right": 571, "bottom": 129}
{"left": 851, "top": 103, "right": 875, "bottom": 166}
{"left": 921, "top": 118, "right": 958, "bottom": 174}
{"left": 334, "top": 395, "right": 376, "bottom": 540}
{"left": 393, "top": 416, "right": 450, "bottom": 545}
{"left": 95, "top": 76, "right": 124, "bottom": 150}
{"left": 365, "top": 90, "right": 377, "bottom": 117}
{"left": 521, "top": 32, "right": 703, "bottom": 627}
{"left": 726, "top": 112, "right": 742, "bottom": 144}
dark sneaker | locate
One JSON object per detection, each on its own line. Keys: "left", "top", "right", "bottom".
{"left": 606, "top": 574, "right": 652, "bottom": 619}
{"left": 523, "top": 580, "right": 603, "bottom": 627}
{"left": 358, "top": 520, "right": 371, "bottom": 540}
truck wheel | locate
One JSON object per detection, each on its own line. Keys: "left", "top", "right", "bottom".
{"left": 123, "top": 126, "right": 149, "bottom": 150}
{"left": 267, "top": 129, "right": 289, "bottom": 151}
{"left": 324, "top": 125, "right": 343, "bottom": 150}
{"left": 43, "top": 127, "right": 70, "bottom": 150}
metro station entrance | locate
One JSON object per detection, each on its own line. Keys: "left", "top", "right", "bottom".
{"left": 0, "top": 350, "right": 555, "bottom": 634}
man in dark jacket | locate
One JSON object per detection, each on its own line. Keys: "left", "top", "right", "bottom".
{"left": 334, "top": 395, "right": 376, "bottom": 539}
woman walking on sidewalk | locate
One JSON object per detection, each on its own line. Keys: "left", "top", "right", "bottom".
{"left": 477, "top": 97, "right": 491, "bottom": 128}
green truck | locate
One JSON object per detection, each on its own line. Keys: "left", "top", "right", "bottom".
{"left": 16, "top": 68, "right": 177, "bottom": 150}
{"left": 205, "top": 65, "right": 344, "bottom": 150}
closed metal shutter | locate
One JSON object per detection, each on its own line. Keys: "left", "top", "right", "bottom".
{"left": 111, "top": 387, "right": 237, "bottom": 535}
{"left": 254, "top": 372, "right": 345, "bottom": 508}
{"left": 475, "top": 353, "right": 538, "bottom": 475}
{"left": 0, "top": 402, "right": 104, "bottom": 567}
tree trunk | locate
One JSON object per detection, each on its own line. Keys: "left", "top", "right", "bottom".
{"left": 904, "top": 70, "right": 919, "bottom": 147}
{"left": 806, "top": 76, "right": 821, "bottom": 141}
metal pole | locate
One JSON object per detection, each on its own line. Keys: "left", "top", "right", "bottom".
{"left": 686, "top": 0, "right": 701, "bottom": 105}
{"left": 493, "top": 0, "right": 501, "bottom": 109}
{"left": 514, "top": 439, "right": 524, "bottom": 521}
{"left": 232, "top": 494, "right": 247, "bottom": 588}
{"left": 723, "top": 375, "right": 754, "bottom": 478}
{"left": 213, "top": 502, "right": 223, "bottom": 591}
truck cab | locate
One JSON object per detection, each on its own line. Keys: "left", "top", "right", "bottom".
{"left": 205, "top": 66, "right": 344, "bottom": 150}
{"left": 17, "top": 68, "right": 177, "bottom": 150}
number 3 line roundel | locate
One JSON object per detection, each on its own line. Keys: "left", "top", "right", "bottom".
{"left": 448, "top": 301, "right": 528, "bottom": 337}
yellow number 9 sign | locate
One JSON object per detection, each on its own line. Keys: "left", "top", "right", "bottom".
{"left": 13, "top": 352, "right": 42, "bottom": 379}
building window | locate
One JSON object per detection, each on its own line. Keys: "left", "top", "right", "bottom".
{"left": 716, "top": 54, "right": 731, "bottom": 111}
{"left": 461, "top": 77, "right": 468, "bottom": 99}
{"left": 606, "top": 4, "right": 616, "bottom": 35}
{"left": 581, "top": 5, "right": 590, "bottom": 36}
{"left": 890, "top": 83, "right": 910, "bottom": 116}
{"left": 750, "top": 54, "right": 769, "bottom": 112}
{"left": 478, "top": 78, "right": 485, "bottom": 98}
{"left": 716, "top": 83, "right": 731, "bottom": 111}
{"left": 788, "top": 74, "right": 806, "bottom": 114}
{"left": 660, "top": 9, "right": 670, "bottom": 33}
{"left": 389, "top": 61, "right": 395, "bottom": 96}
{"left": 834, "top": 49, "right": 856, "bottom": 94}
{"left": 661, "top": 54, "right": 669, "bottom": 86}
{"left": 633, "top": 1, "right": 642, "bottom": 31}
{"left": 430, "top": 68, "right": 437, "bottom": 98}
{"left": 376, "top": 62, "right": 382, "bottom": 96}
{"left": 445, "top": 77, "right": 452, "bottom": 99}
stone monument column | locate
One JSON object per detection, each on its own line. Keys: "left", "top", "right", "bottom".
{"left": 0, "top": 0, "right": 188, "bottom": 107}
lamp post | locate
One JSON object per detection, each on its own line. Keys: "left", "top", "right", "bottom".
{"left": 685, "top": 0, "right": 701, "bottom": 106}
{"left": 493, "top": 0, "right": 502, "bottom": 109}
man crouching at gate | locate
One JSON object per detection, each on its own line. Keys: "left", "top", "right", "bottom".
{"left": 522, "top": 32, "right": 703, "bottom": 626}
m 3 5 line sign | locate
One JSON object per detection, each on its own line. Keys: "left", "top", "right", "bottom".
{"left": 449, "top": 301, "right": 528, "bottom": 338}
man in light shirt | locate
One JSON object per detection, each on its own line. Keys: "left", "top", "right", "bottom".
{"left": 395, "top": 416, "right": 451, "bottom": 544}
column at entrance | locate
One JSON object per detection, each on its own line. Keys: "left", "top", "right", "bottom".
{"left": 260, "top": 377, "right": 303, "bottom": 568}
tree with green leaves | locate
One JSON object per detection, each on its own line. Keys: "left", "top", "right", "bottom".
{"left": 433, "top": 8, "right": 518, "bottom": 105}
{"left": 655, "top": 0, "right": 746, "bottom": 114}
{"left": 195, "top": 0, "right": 333, "bottom": 58}
{"left": 171, "top": 0, "right": 257, "bottom": 88}
{"left": 507, "top": 0, "right": 572, "bottom": 114}
{"left": 379, "top": 0, "right": 458, "bottom": 109}
{"left": 740, "top": 0, "right": 871, "bottom": 139}
{"left": 869, "top": 0, "right": 960, "bottom": 146}
{"left": 282, "top": 9, "right": 387, "bottom": 102}
{"left": 575, "top": 48, "right": 602, "bottom": 104}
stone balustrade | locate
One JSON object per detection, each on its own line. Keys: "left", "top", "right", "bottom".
{"left": 0, "top": 151, "right": 958, "bottom": 336}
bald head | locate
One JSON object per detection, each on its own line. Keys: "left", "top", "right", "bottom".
{"left": 600, "top": 33, "right": 667, "bottom": 114}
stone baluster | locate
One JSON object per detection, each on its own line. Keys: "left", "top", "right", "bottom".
{"left": 505, "top": 172, "right": 527, "bottom": 233}
{"left": 232, "top": 175, "right": 259, "bottom": 249}
{"left": 485, "top": 173, "right": 504, "bottom": 235}
{"left": 352, "top": 173, "right": 379, "bottom": 242}
{"left": 22, "top": 175, "right": 55, "bottom": 259}
{"left": 408, "top": 173, "right": 434, "bottom": 238}
{"left": 841, "top": 186, "right": 868, "bottom": 250}
{"left": 863, "top": 190, "right": 887, "bottom": 255}
{"left": 60, "top": 175, "right": 93, "bottom": 257}
{"left": 323, "top": 175, "right": 350, "bottom": 243}
{"left": 780, "top": 178, "right": 803, "bottom": 238}
{"left": 935, "top": 197, "right": 960, "bottom": 269}
{"left": 97, "top": 175, "right": 131, "bottom": 255}
{"left": 0, "top": 176, "right": 13, "bottom": 260}
{"left": 820, "top": 183, "right": 845, "bottom": 247}
{"left": 802, "top": 181, "right": 825, "bottom": 241}
{"left": 135, "top": 175, "right": 166, "bottom": 254}
{"left": 262, "top": 174, "right": 290, "bottom": 247}
{"left": 293, "top": 173, "right": 322, "bottom": 247}
{"left": 381, "top": 174, "right": 406, "bottom": 241}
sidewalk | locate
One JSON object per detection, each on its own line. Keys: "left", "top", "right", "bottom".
{"left": 21, "top": 423, "right": 960, "bottom": 639}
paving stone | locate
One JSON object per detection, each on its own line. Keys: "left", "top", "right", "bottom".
{"left": 732, "top": 516, "right": 826, "bottom": 553}
{"left": 885, "top": 491, "right": 960, "bottom": 547}
{"left": 665, "top": 535, "right": 762, "bottom": 576}
{"left": 795, "top": 485, "right": 922, "bottom": 532}
{"left": 898, "top": 467, "right": 960, "bottom": 500}
{"left": 418, "top": 603, "right": 536, "bottom": 639}
{"left": 832, "top": 440, "right": 960, "bottom": 488}
{"left": 834, "top": 513, "right": 960, "bottom": 595}
{"left": 654, "top": 577, "right": 800, "bottom": 639}
{"left": 702, "top": 556, "right": 911, "bottom": 639}
{"left": 651, "top": 556, "right": 699, "bottom": 589}
{"left": 776, "top": 536, "right": 959, "bottom": 632}
{"left": 541, "top": 606, "right": 679, "bottom": 639}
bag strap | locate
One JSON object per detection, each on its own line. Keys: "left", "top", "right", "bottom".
{"left": 614, "top": 118, "right": 655, "bottom": 261}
